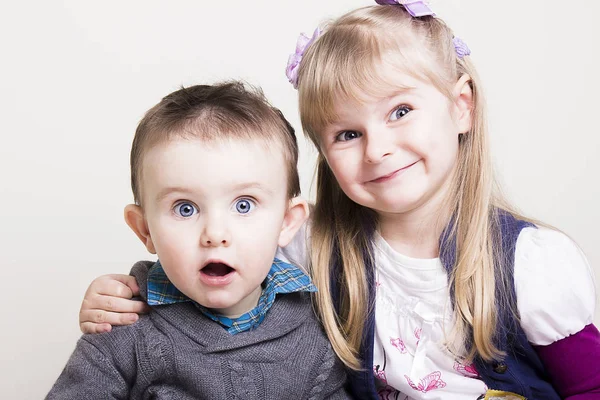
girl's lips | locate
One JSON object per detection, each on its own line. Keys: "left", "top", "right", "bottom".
{"left": 368, "top": 160, "right": 420, "bottom": 183}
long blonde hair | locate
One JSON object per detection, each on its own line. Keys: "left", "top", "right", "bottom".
{"left": 297, "top": 5, "right": 529, "bottom": 369}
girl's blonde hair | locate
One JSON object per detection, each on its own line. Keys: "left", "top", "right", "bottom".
{"left": 297, "top": 5, "right": 530, "bottom": 369}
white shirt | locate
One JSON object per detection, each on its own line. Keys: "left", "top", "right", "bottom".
{"left": 372, "top": 227, "right": 595, "bottom": 400}
{"left": 276, "top": 224, "right": 595, "bottom": 399}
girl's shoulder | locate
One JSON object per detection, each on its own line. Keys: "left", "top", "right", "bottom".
{"left": 514, "top": 226, "right": 596, "bottom": 345}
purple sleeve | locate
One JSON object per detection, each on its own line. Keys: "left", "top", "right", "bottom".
{"left": 534, "top": 323, "right": 600, "bottom": 399}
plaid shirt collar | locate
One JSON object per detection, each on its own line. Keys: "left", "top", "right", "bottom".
{"left": 147, "top": 258, "right": 317, "bottom": 335}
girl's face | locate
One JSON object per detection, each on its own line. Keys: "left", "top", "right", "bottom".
{"left": 318, "top": 70, "right": 472, "bottom": 221}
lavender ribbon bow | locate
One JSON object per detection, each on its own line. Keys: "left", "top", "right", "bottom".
{"left": 452, "top": 37, "right": 471, "bottom": 58}
{"left": 375, "top": 1, "right": 471, "bottom": 58}
{"left": 374, "top": 0, "right": 435, "bottom": 17}
{"left": 285, "top": 27, "right": 321, "bottom": 89}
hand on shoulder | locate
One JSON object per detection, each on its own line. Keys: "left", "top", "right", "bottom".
{"left": 79, "top": 273, "right": 150, "bottom": 334}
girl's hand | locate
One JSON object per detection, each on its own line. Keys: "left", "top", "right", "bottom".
{"left": 79, "top": 274, "right": 151, "bottom": 334}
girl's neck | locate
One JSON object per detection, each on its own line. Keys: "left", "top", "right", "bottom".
{"left": 377, "top": 188, "right": 453, "bottom": 259}
{"left": 378, "top": 214, "right": 443, "bottom": 259}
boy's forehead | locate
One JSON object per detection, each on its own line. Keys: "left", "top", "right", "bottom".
{"left": 140, "top": 136, "right": 289, "bottom": 200}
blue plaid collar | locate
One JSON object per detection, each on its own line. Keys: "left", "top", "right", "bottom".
{"left": 147, "top": 258, "right": 317, "bottom": 334}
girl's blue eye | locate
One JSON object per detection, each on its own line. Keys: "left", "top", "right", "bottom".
{"left": 335, "top": 130, "right": 362, "bottom": 142}
{"left": 174, "top": 202, "right": 198, "bottom": 218}
{"left": 234, "top": 198, "right": 255, "bottom": 214}
{"left": 389, "top": 105, "right": 411, "bottom": 121}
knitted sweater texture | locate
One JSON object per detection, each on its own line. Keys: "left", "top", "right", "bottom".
{"left": 47, "top": 261, "right": 349, "bottom": 400}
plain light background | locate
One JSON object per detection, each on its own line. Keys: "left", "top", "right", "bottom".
{"left": 1, "top": 0, "right": 598, "bottom": 397}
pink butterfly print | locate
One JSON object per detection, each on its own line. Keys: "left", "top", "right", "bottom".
{"left": 390, "top": 337, "right": 407, "bottom": 353}
{"left": 453, "top": 360, "right": 479, "bottom": 378}
{"left": 373, "top": 365, "right": 387, "bottom": 384}
{"left": 414, "top": 328, "right": 422, "bottom": 346}
{"left": 377, "top": 385, "right": 399, "bottom": 400}
{"left": 404, "top": 371, "right": 446, "bottom": 393}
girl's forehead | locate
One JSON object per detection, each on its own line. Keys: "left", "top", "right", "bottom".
{"left": 331, "top": 69, "right": 425, "bottom": 111}
{"left": 339, "top": 58, "right": 429, "bottom": 100}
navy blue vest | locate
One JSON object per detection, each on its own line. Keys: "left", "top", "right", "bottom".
{"left": 332, "top": 212, "right": 561, "bottom": 399}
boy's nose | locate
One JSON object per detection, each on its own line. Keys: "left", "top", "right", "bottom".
{"left": 200, "top": 218, "right": 231, "bottom": 247}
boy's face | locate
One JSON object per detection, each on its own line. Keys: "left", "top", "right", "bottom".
{"left": 127, "top": 136, "right": 306, "bottom": 318}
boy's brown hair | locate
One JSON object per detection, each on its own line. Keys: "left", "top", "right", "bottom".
{"left": 130, "top": 81, "right": 300, "bottom": 205}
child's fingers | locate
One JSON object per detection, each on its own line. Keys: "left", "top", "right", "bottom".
{"left": 82, "top": 293, "right": 149, "bottom": 315}
{"left": 88, "top": 274, "right": 140, "bottom": 299}
{"left": 79, "top": 309, "right": 140, "bottom": 330}
{"left": 79, "top": 321, "right": 113, "bottom": 335}
{"left": 79, "top": 274, "right": 151, "bottom": 334}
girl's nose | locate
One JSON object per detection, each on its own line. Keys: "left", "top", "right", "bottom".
{"left": 364, "top": 132, "right": 393, "bottom": 164}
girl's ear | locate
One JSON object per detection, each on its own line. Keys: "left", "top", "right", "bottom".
{"left": 278, "top": 197, "right": 310, "bottom": 247}
{"left": 124, "top": 204, "right": 156, "bottom": 254}
{"left": 454, "top": 74, "right": 474, "bottom": 134}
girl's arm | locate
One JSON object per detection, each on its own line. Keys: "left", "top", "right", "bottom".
{"left": 514, "top": 227, "right": 600, "bottom": 398}
{"left": 534, "top": 324, "right": 600, "bottom": 399}
{"left": 79, "top": 274, "right": 150, "bottom": 334}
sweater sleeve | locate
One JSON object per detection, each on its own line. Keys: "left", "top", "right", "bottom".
{"left": 45, "top": 335, "right": 133, "bottom": 399}
{"left": 514, "top": 226, "right": 600, "bottom": 398}
{"left": 306, "top": 342, "right": 350, "bottom": 400}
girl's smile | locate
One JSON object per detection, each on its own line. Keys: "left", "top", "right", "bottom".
{"left": 321, "top": 68, "right": 471, "bottom": 220}
{"left": 366, "top": 159, "right": 421, "bottom": 184}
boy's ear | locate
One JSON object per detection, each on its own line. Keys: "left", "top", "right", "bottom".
{"left": 124, "top": 204, "right": 156, "bottom": 254}
{"left": 454, "top": 74, "right": 474, "bottom": 134}
{"left": 278, "top": 197, "right": 309, "bottom": 247}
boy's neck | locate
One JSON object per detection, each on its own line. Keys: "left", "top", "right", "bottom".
{"left": 210, "top": 284, "right": 263, "bottom": 319}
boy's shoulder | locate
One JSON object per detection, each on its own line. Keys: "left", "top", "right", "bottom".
{"left": 68, "top": 278, "right": 347, "bottom": 399}
{"left": 130, "top": 259, "right": 156, "bottom": 301}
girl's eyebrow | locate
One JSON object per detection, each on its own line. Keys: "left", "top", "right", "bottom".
{"left": 382, "top": 86, "right": 417, "bottom": 100}
{"left": 328, "top": 87, "right": 418, "bottom": 126}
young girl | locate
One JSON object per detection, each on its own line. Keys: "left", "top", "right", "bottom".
{"left": 79, "top": 1, "right": 599, "bottom": 399}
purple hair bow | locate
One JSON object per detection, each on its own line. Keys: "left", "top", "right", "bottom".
{"left": 285, "top": 27, "right": 321, "bottom": 89}
{"left": 452, "top": 37, "right": 471, "bottom": 58}
{"left": 375, "top": 0, "right": 471, "bottom": 58}
{"left": 375, "top": 0, "right": 435, "bottom": 17}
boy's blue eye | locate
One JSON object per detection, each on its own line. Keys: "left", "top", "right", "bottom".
{"left": 234, "top": 199, "right": 255, "bottom": 214}
{"left": 174, "top": 202, "right": 198, "bottom": 218}
{"left": 335, "top": 130, "right": 362, "bottom": 142}
{"left": 389, "top": 105, "right": 411, "bottom": 121}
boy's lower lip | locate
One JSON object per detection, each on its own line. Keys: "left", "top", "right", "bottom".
{"left": 198, "top": 270, "right": 236, "bottom": 287}
{"left": 368, "top": 160, "right": 419, "bottom": 183}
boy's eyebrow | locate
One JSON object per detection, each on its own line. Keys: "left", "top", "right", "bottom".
{"left": 154, "top": 182, "right": 275, "bottom": 202}
{"left": 229, "top": 182, "right": 275, "bottom": 195}
{"left": 155, "top": 186, "right": 194, "bottom": 202}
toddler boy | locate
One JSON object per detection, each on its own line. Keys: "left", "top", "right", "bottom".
{"left": 47, "top": 82, "right": 348, "bottom": 399}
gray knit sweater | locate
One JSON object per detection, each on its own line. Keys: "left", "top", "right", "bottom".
{"left": 47, "top": 261, "right": 350, "bottom": 399}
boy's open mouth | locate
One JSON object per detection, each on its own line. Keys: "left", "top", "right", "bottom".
{"left": 200, "top": 262, "right": 235, "bottom": 277}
